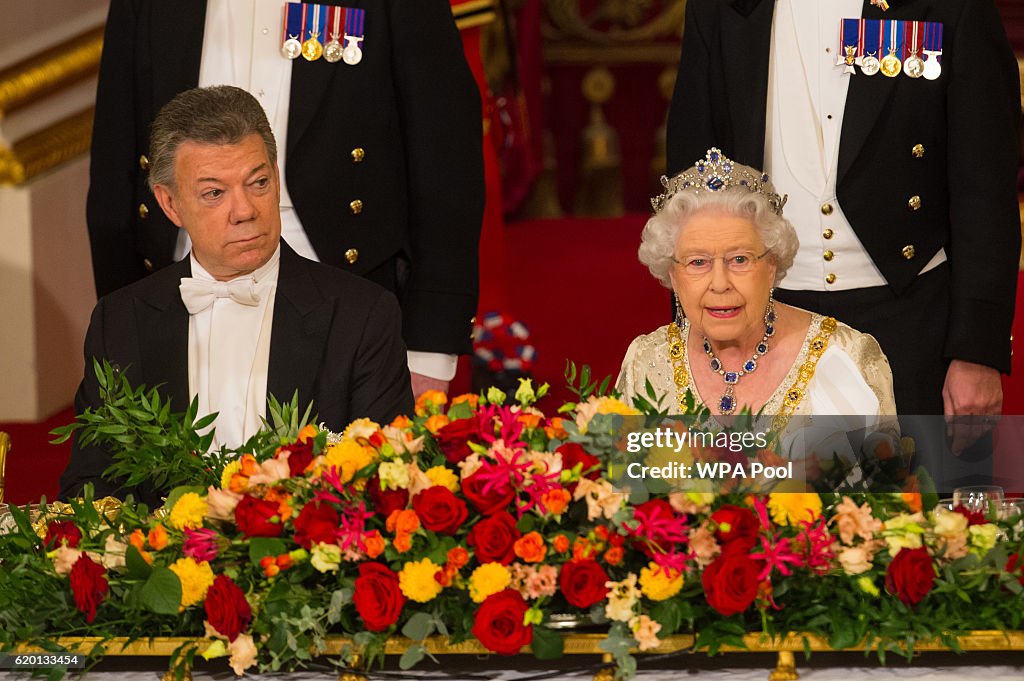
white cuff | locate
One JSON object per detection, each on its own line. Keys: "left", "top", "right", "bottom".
{"left": 407, "top": 351, "right": 458, "bottom": 381}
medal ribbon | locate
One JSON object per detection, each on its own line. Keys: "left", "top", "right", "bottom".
{"left": 327, "top": 5, "right": 345, "bottom": 41}
{"left": 308, "top": 3, "right": 325, "bottom": 40}
{"left": 863, "top": 19, "right": 882, "bottom": 60}
{"left": 300, "top": 3, "right": 309, "bottom": 43}
{"left": 282, "top": 2, "right": 302, "bottom": 43}
{"left": 924, "top": 21, "right": 943, "bottom": 53}
{"left": 840, "top": 18, "right": 859, "bottom": 64}
{"left": 905, "top": 20, "right": 923, "bottom": 59}
{"left": 884, "top": 19, "right": 903, "bottom": 56}
{"left": 857, "top": 18, "right": 866, "bottom": 60}
{"left": 346, "top": 7, "right": 365, "bottom": 39}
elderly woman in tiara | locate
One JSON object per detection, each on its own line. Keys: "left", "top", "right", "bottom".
{"left": 617, "top": 149, "right": 897, "bottom": 429}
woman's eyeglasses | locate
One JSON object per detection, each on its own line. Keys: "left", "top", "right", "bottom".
{"left": 671, "top": 250, "right": 770, "bottom": 277}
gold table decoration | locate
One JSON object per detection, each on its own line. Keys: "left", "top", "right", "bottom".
{"left": 13, "top": 631, "right": 1024, "bottom": 681}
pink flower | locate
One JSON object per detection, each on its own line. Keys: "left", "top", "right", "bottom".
{"left": 524, "top": 565, "right": 558, "bottom": 599}
{"left": 52, "top": 545, "right": 84, "bottom": 576}
{"left": 228, "top": 633, "right": 257, "bottom": 675}
{"left": 183, "top": 527, "right": 220, "bottom": 562}
{"left": 629, "top": 614, "right": 663, "bottom": 651}
{"left": 750, "top": 535, "right": 802, "bottom": 581}
{"left": 248, "top": 457, "right": 291, "bottom": 487}
{"left": 206, "top": 486, "right": 242, "bottom": 521}
{"left": 831, "top": 496, "right": 882, "bottom": 545}
{"left": 687, "top": 523, "right": 721, "bottom": 566}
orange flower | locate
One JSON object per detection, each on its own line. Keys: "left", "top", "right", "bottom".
{"left": 276, "top": 554, "right": 294, "bottom": 570}
{"left": 424, "top": 414, "right": 451, "bottom": 434}
{"left": 363, "top": 531, "right": 385, "bottom": 558}
{"left": 553, "top": 534, "right": 570, "bottom": 553}
{"left": 451, "top": 393, "right": 479, "bottom": 409}
{"left": 229, "top": 454, "right": 261, "bottom": 493}
{"left": 147, "top": 524, "right": 168, "bottom": 551}
{"left": 393, "top": 533, "right": 413, "bottom": 553}
{"left": 391, "top": 414, "right": 413, "bottom": 429}
{"left": 513, "top": 532, "right": 547, "bottom": 563}
{"left": 387, "top": 509, "right": 421, "bottom": 535}
{"left": 368, "top": 431, "right": 386, "bottom": 448}
{"left": 260, "top": 555, "right": 280, "bottom": 578}
{"left": 297, "top": 424, "right": 318, "bottom": 443}
{"left": 901, "top": 476, "right": 922, "bottom": 513}
{"left": 263, "top": 488, "right": 293, "bottom": 521}
{"left": 415, "top": 390, "right": 448, "bottom": 417}
{"left": 593, "top": 526, "right": 610, "bottom": 542}
{"left": 544, "top": 417, "right": 569, "bottom": 440}
{"left": 518, "top": 413, "right": 543, "bottom": 429}
{"left": 573, "top": 536, "right": 596, "bottom": 561}
{"left": 129, "top": 529, "right": 146, "bottom": 551}
{"left": 446, "top": 546, "right": 469, "bottom": 570}
{"left": 603, "top": 546, "right": 624, "bottom": 566}
{"left": 542, "top": 488, "right": 571, "bottom": 516}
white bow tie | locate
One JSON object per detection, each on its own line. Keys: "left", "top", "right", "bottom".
{"left": 179, "top": 276, "right": 260, "bottom": 314}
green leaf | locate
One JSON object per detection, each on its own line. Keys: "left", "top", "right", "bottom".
{"left": 249, "top": 537, "right": 288, "bottom": 564}
{"left": 530, "top": 626, "right": 564, "bottom": 660}
{"left": 125, "top": 544, "right": 153, "bottom": 580}
{"left": 399, "top": 643, "right": 426, "bottom": 670}
{"left": 650, "top": 600, "right": 683, "bottom": 636}
{"left": 140, "top": 567, "right": 182, "bottom": 615}
{"left": 402, "top": 611, "right": 435, "bottom": 641}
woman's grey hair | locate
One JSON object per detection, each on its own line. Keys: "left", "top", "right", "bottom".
{"left": 148, "top": 85, "right": 277, "bottom": 191}
{"left": 638, "top": 178, "right": 799, "bottom": 288}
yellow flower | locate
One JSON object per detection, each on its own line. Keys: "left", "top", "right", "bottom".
{"left": 169, "top": 557, "right": 215, "bottom": 608}
{"left": 469, "top": 562, "right": 511, "bottom": 603}
{"left": 596, "top": 396, "right": 640, "bottom": 417}
{"left": 169, "top": 492, "right": 208, "bottom": 530}
{"left": 767, "top": 491, "right": 822, "bottom": 526}
{"left": 425, "top": 466, "right": 459, "bottom": 493}
{"left": 343, "top": 417, "right": 381, "bottom": 441}
{"left": 220, "top": 460, "right": 241, "bottom": 490}
{"left": 638, "top": 562, "right": 683, "bottom": 601}
{"left": 398, "top": 558, "right": 444, "bottom": 603}
{"left": 324, "top": 440, "right": 377, "bottom": 483}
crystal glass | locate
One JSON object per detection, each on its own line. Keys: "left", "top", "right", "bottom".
{"left": 952, "top": 486, "right": 1004, "bottom": 517}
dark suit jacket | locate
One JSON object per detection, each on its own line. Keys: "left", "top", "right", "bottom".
{"left": 59, "top": 243, "right": 414, "bottom": 506}
{"left": 87, "top": 0, "right": 484, "bottom": 355}
{"left": 667, "top": 0, "right": 1020, "bottom": 373}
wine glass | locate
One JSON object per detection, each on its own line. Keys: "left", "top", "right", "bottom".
{"left": 952, "top": 485, "right": 1004, "bottom": 518}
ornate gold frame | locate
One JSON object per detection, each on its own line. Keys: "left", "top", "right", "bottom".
{"left": 14, "top": 631, "right": 1024, "bottom": 681}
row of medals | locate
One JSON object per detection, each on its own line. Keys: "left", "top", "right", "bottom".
{"left": 281, "top": 32, "right": 362, "bottom": 64}
{"left": 843, "top": 48, "right": 941, "bottom": 80}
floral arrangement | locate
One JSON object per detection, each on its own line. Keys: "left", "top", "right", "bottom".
{"left": 2, "top": 366, "right": 1023, "bottom": 679}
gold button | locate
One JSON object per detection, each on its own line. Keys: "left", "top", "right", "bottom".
{"left": 143, "top": 258, "right": 154, "bottom": 272}
{"left": 138, "top": 203, "right": 149, "bottom": 219}
{"left": 902, "top": 244, "right": 916, "bottom": 260}
{"left": 351, "top": 147, "right": 365, "bottom": 163}
{"left": 825, "top": 273, "right": 836, "bottom": 284}
{"left": 349, "top": 199, "right": 363, "bottom": 215}
{"left": 821, "top": 203, "right": 833, "bottom": 216}
{"left": 912, "top": 144, "right": 925, "bottom": 158}
{"left": 822, "top": 229, "right": 834, "bottom": 239}
{"left": 907, "top": 195, "right": 921, "bottom": 211}
{"left": 344, "top": 248, "right": 359, "bottom": 264}
{"left": 139, "top": 154, "right": 150, "bottom": 170}
{"left": 823, "top": 250, "right": 834, "bottom": 261}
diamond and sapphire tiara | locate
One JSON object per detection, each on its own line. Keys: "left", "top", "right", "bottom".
{"left": 651, "top": 147, "right": 788, "bottom": 215}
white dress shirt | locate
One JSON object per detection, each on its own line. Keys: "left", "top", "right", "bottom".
{"left": 765, "top": 0, "right": 944, "bottom": 291}
{"left": 186, "top": 247, "right": 280, "bottom": 450}
{"left": 177, "top": 0, "right": 456, "bottom": 381}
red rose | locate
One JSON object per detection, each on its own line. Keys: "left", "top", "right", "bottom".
{"left": 467, "top": 511, "right": 521, "bottom": 565}
{"left": 368, "top": 475, "right": 409, "bottom": 516}
{"left": 559, "top": 559, "right": 610, "bottom": 609}
{"left": 472, "top": 589, "right": 533, "bottom": 655}
{"left": 205, "top": 574, "right": 252, "bottom": 641}
{"left": 1006, "top": 553, "right": 1024, "bottom": 587}
{"left": 353, "top": 562, "right": 406, "bottom": 631}
{"left": 462, "top": 470, "right": 516, "bottom": 516}
{"left": 292, "top": 501, "right": 340, "bottom": 549}
{"left": 711, "top": 504, "right": 759, "bottom": 552}
{"left": 556, "top": 442, "right": 600, "bottom": 491}
{"left": 234, "top": 495, "right": 284, "bottom": 538}
{"left": 69, "top": 554, "right": 108, "bottom": 622}
{"left": 952, "top": 505, "right": 988, "bottom": 527}
{"left": 278, "top": 440, "right": 315, "bottom": 477}
{"left": 885, "top": 546, "right": 935, "bottom": 606}
{"left": 435, "top": 417, "right": 481, "bottom": 464}
{"left": 412, "top": 486, "right": 468, "bottom": 535}
{"left": 44, "top": 520, "right": 82, "bottom": 549}
{"left": 702, "top": 552, "right": 760, "bottom": 616}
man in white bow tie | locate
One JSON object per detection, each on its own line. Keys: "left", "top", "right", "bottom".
{"left": 60, "top": 86, "right": 414, "bottom": 505}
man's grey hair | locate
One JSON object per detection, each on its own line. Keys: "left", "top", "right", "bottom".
{"left": 147, "top": 85, "right": 277, "bottom": 191}
{"left": 638, "top": 184, "right": 799, "bottom": 289}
